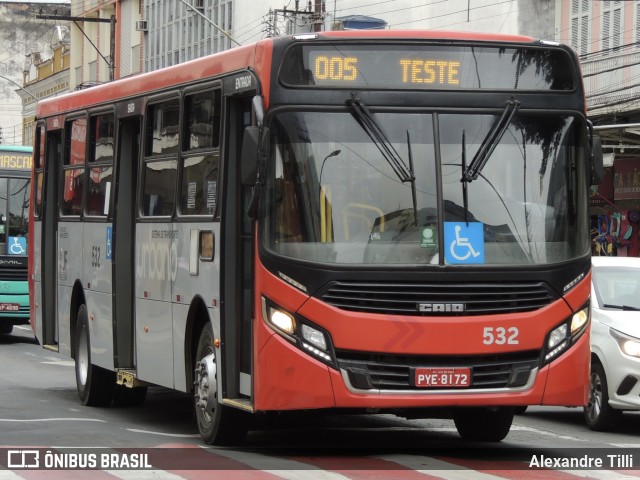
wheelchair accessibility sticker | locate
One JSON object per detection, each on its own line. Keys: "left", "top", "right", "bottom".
{"left": 8, "top": 236, "right": 26, "bottom": 256}
{"left": 444, "top": 222, "right": 484, "bottom": 264}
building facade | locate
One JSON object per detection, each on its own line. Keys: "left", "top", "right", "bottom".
{"left": 69, "top": 0, "right": 143, "bottom": 88}
{"left": 557, "top": 0, "right": 640, "bottom": 257}
{"left": 0, "top": 1, "right": 70, "bottom": 146}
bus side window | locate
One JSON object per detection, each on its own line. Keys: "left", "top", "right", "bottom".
{"left": 86, "top": 113, "right": 114, "bottom": 217}
{"left": 61, "top": 117, "right": 87, "bottom": 216}
{"left": 142, "top": 99, "right": 179, "bottom": 217}
{"left": 180, "top": 88, "right": 221, "bottom": 216}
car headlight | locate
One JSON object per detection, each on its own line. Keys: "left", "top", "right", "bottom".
{"left": 262, "top": 297, "right": 335, "bottom": 366}
{"left": 543, "top": 303, "right": 590, "bottom": 364}
{"left": 610, "top": 328, "right": 640, "bottom": 358}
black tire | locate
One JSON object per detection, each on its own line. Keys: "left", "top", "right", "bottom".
{"left": 194, "top": 322, "right": 249, "bottom": 445}
{"left": 584, "top": 361, "right": 621, "bottom": 431}
{"left": 453, "top": 407, "right": 513, "bottom": 442}
{"left": 113, "top": 385, "right": 148, "bottom": 407}
{"left": 74, "top": 305, "right": 115, "bottom": 407}
{"left": 513, "top": 406, "right": 528, "bottom": 415}
{"left": 0, "top": 323, "right": 13, "bottom": 334}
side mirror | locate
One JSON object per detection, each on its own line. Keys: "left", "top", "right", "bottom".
{"left": 591, "top": 134, "right": 604, "bottom": 186}
{"left": 240, "top": 126, "right": 259, "bottom": 186}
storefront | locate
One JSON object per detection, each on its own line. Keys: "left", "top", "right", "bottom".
{"left": 591, "top": 123, "right": 640, "bottom": 256}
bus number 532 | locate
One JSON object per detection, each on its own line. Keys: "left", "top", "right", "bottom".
{"left": 483, "top": 326, "right": 519, "bottom": 345}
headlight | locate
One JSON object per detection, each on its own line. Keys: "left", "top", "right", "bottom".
{"left": 543, "top": 303, "right": 590, "bottom": 364}
{"left": 262, "top": 297, "right": 335, "bottom": 366}
{"left": 269, "top": 309, "right": 296, "bottom": 335}
{"left": 610, "top": 328, "right": 640, "bottom": 358}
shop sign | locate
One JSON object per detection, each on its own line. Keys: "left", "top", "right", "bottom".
{"left": 614, "top": 159, "right": 640, "bottom": 200}
{"left": 590, "top": 167, "right": 613, "bottom": 205}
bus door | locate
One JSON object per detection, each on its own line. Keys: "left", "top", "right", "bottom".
{"left": 42, "top": 127, "right": 62, "bottom": 348}
{"left": 221, "top": 73, "right": 256, "bottom": 406}
{"left": 112, "top": 106, "right": 142, "bottom": 369}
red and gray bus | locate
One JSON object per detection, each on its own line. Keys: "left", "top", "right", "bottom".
{"left": 29, "top": 30, "right": 602, "bottom": 444}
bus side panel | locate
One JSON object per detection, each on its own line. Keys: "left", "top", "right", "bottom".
{"left": 85, "top": 290, "right": 115, "bottom": 371}
{"left": 172, "top": 222, "right": 222, "bottom": 393}
{"left": 82, "top": 223, "right": 113, "bottom": 295}
{"left": 57, "top": 222, "right": 84, "bottom": 356}
{"left": 136, "top": 299, "right": 173, "bottom": 388}
{"left": 32, "top": 221, "right": 43, "bottom": 341}
{"left": 33, "top": 280, "right": 43, "bottom": 341}
{"left": 57, "top": 284, "right": 72, "bottom": 357}
{"left": 135, "top": 222, "right": 175, "bottom": 388}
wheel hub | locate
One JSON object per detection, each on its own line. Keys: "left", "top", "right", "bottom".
{"left": 194, "top": 352, "right": 217, "bottom": 420}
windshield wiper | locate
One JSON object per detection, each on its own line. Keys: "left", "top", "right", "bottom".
{"left": 347, "top": 94, "right": 418, "bottom": 226}
{"left": 603, "top": 303, "right": 640, "bottom": 311}
{"left": 462, "top": 98, "right": 520, "bottom": 183}
{"left": 347, "top": 94, "right": 414, "bottom": 183}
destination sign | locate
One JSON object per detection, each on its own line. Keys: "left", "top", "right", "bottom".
{"left": 280, "top": 44, "right": 575, "bottom": 91}
{"left": 0, "top": 154, "right": 32, "bottom": 170}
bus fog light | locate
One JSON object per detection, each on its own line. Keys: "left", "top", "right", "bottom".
{"left": 301, "top": 324, "right": 327, "bottom": 350}
{"left": 548, "top": 324, "right": 567, "bottom": 350}
{"left": 269, "top": 309, "right": 296, "bottom": 335}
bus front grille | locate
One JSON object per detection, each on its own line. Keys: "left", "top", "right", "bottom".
{"left": 336, "top": 350, "right": 540, "bottom": 391}
{"left": 319, "top": 281, "right": 557, "bottom": 315}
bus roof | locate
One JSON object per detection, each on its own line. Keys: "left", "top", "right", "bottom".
{"left": 34, "top": 30, "right": 548, "bottom": 118}
{"left": 0, "top": 145, "right": 32, "bottom": 153}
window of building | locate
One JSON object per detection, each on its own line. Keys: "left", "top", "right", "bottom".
{"left": 571, "top": 0, "right": 591, "bottom": 55}
{"left": 602, "top": 0, "right": 622, "bottom": 51}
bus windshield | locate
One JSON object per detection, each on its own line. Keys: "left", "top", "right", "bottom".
{"left": 0, "top": 177, "right": 29, "bottom": 256}
{"left": 263, "top": 110, "right": 590, "bottom": 266}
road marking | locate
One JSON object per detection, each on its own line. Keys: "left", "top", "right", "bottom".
{"left": 0, "top": 418, "right": 106, "bottom": 423}
{"left": 375, "top": 454, "right": 507, "bottom": 479}
{"left": 125, "top": 428, "right": 200, "bottom": 438}
{"left": 511, "top": 424, "right": 587, "bottom": 442}
{"left": 105, "top": 470, "right": 185, "bottom": 480}
{"left": 204, "top": 446, "right": 352, "bottom": 480}
{"left": 0, "top": 471, "right": 24, "bottom": 480}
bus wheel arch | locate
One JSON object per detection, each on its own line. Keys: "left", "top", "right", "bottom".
{"left": 184, "top": 296, "right": 210, "bottom": 393}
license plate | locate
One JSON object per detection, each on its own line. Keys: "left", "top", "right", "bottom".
{"left": 0, "top": 303, "right": 19, "bottom": 312}
{"left": 415, "top": 367, "right": 471, "bottom": 388}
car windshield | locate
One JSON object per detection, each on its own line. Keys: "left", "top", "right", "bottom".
{"left": 593, "top": 265, "right": 640, "bottom": 310}
{"left": 262, "top": 110, "right": 590, "bottom": 266}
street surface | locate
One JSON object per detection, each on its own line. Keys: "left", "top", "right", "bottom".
{"left": 2, "top": 325, "right": 640, "bottom": 478}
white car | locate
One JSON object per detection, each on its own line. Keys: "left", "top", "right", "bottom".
{"left": 587, "top": 256, "right": 640, "bottom": 430}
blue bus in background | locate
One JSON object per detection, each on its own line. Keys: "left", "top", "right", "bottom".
{"left": 0, "top": 145, "right": 31, "bottom": 334}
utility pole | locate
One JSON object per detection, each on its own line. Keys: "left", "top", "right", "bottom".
{"left": 36, "top": 14, "right": 116, "bottom": 81}
{"left": 269, "top": 1, "right": 312, "bottom": 36}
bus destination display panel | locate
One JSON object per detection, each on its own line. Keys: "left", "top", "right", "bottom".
{"left": 280, "top": 44, "right": 575, "bottom": 91}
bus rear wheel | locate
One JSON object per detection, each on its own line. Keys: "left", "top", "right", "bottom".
{"left": 194, "top": 322, "right": 249, "bottom": 445}
{"left": 74, "top": 304, "right": 115, "bottom": 406}
{"left": 453, "top": 407, "right": 513, "bottom": 442}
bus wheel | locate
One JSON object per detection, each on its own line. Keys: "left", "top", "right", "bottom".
{"left": 453, "top": 407, "right": 513, "bottom": 442}
{"left": 74, "top": 305, "right": 115, "bottom": 406}
{"left": 0, "top": 323, "right": 12, "bottom": 334}
{"left": 194, "top": 322, "right": 249, "bottom": 445}
{"left": 584, "top": 361, "right": 621, "bottom": 431}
